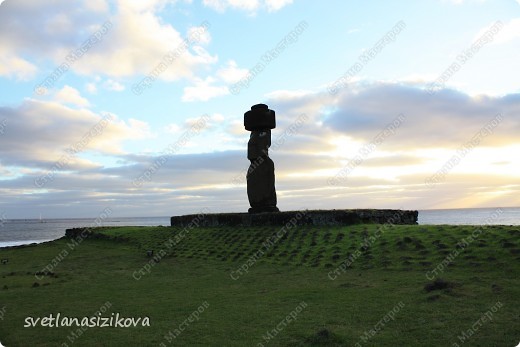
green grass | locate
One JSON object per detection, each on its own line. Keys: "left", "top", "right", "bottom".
{"left": 0, "top": 224, "right": 519, "bottom": 346}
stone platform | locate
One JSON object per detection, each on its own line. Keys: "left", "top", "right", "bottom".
{"left": 170, "top": 209, "right": 418, "bottom": 228}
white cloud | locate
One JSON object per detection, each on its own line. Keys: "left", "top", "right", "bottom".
{"left": 493, "top": 18, "right": 520, "bottom": 44}
{"left": 2, "top": 82, "right": 520, "bottom": 216}
{"left": 228, "top": 120, "right": 246, "bottom": 135}
{"left": 54, "top": 85, "right": 90, "bottom": 107}
{"left": 44, "top": 12, "right": 74, "bottom": 35}
{"left": 265, "top": 89, "right": 314, "bottom": 100}
{"left": 182, "top": 77, "right": 229, "bottom": 102}
{"left": 126, "top": 118, "right": 152, "bottom": 139}
{"left": 211, "top": 113, "right": 225, "bottom": 123}
{"left": 270, "top": 81, "right": 520, "bottom": 151}
{"left": 83, "top": 0, "right": 110, "bottom": 13}
{"left": 181, "top": 60, "right": 250, "bottom": 102}
{"left": 0, "top": 50, "right": 37, "bottom": 80}
{"left": 103, "top": 79, "right": 125, "bottom": 91}
{"left": 216, "top": 60, "right": 249, "bottom": 84}
{"left": 202, "top": 0, "right": 292, "bottom": 13}
{"left": 0, "top": 0, "right": 217, "bottom": 81}
{"left": 265, "top": 0, "right": 293, "bottom": 12}
{"left": 188, "top": 24, "right": 211, "bottom": 44}
{"left": 441, "top": 0, "right": 487, "bottom": 4}
{"left": 0, "top": 1, "right": 103, "bottom": 64}
{"left": 203, "top": 0, "right": 258, "bottom": 12}
{"left": 85, "top": 82, "right": 98, "bottom": 94}
{"left": 0, "top": 98, "right": 153, "bottom": 170}
{"left": 165, "top": 123, "right": 181, "bottom": 134}
{"left": 68, "top": 1, "right": 217, "bottom": 79}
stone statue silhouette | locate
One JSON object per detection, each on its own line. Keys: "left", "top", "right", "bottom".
{"left": 244, "top": 104, "right": 279, "bottom": 213}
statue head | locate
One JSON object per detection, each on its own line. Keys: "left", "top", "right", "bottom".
{"left": 244, "top": 104, "right": 276, "bottom": 131}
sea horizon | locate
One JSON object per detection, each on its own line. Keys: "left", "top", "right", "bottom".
{"left": 1, "top": 207, "right": 519, "bottom": 248}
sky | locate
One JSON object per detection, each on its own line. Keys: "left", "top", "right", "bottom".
{"left": 0, "top": 0, "right": 519, "bottom": 219}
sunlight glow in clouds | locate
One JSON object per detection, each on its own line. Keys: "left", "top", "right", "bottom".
{"left": 0, "top": 0, "right": 519, "bottom": 217}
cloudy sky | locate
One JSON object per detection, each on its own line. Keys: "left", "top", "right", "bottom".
{"left": 0, "top": 0, "right": 519, "bottom": 218}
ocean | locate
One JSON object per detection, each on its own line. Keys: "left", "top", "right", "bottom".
{"left": 417, "top": 207, "right": 520, "bottom": 225}
{"left": 0, "top": 216, "right": 170, "bottom": 248}
{"left": 1, "top": 208, "right": 519, "bottom": 248}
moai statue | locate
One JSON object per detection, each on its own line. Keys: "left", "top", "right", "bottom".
{"left": 244, "top": 104, "right": 279, "bottom": 213}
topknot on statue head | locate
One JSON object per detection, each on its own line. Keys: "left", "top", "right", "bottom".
{"left": 244, "top": 104, "right": 276, "bottom": 131}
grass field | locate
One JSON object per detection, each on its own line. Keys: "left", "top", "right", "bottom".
{"left": 0, "top": 223, "right": 519, "bottom": 346}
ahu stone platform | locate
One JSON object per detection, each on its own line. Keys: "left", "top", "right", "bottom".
{"left": 170, "top": 209, "right": 418, "bottom": 228}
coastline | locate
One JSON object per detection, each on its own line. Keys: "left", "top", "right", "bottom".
{"left": 2, "top": 207, "right": 520, "bottom": 248}
{"left": 0, "top": 239, "right": 56, "bottom": 249}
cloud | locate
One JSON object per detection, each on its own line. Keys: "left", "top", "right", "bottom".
{"left": 227, "top": 120, "right": 246, "bottom": 136}
{"left": 84, "top": 77, "right": 124, "bottom": 93}
{"left": 268, "top": 81, "right": 520, "bottom": 150}
{"left": 469, "top": 19, "right": 520, "bottom": 47}
{"left": 216, "top": 60, "right": 249, "bottom": 84}
{"left": 359, "top": 155, "right": 426, "bottom": 167}
{"left": 182, "top": 76, "right": 229, "bottom": 101}
{"left": 0, "top": 51, "right": 37, "bottom": 80}
{"left": 0, "top": 98, "right": 151, "bottom": 170}
{"left": 54, "top": 85, "right": 90, "bottom": 107}
{"left": 83, "top": 0, "right": 110, "bottom": 13}
{"left": 202, "top": 0, "right": 293, "bottom": 13}
{"left": 181, "top": 59, "right": 252, "bottom": 101}
{"left": 493, "top": 18, "right": 520, "bottom": 44}
{"left": 202, "top": 0, "right": 259, "bottom": 12}
{"left": 69, "top": 1, "right": 217, "bottom": 79}
{"left": 441, "top": 0, "right": 488, "bottom": 4}
{"left": 2, "top": 148, "right": 518, "bottom": 218}
{"left": 0, "top": 0, "right": 217, "bottom": 81}
{"left": 103, "top": 79, "right": 125, "bottom": 91}
{"left": 165, "top": 123, "right": 181, "bottom": 134}
{"left": 0, "top": 1, "right": 105, "bottom": 70}
{"left": 85, "top": 82, "right": 98, "bottom": 94}
{"left": 2, "top": 79, "right": 520, "bottom": 217}
{"left": 265, "top": 0, "right": 293, "bottom": 12}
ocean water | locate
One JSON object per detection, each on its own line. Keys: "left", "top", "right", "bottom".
{"left": 0, "top": 217, "right": 170, "bottom": 248}
{"left": 417, "top": 207, "right": 520, "bottom": 225}
{"left": 1, "top": 208, "right": 519, "bottom": 248}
